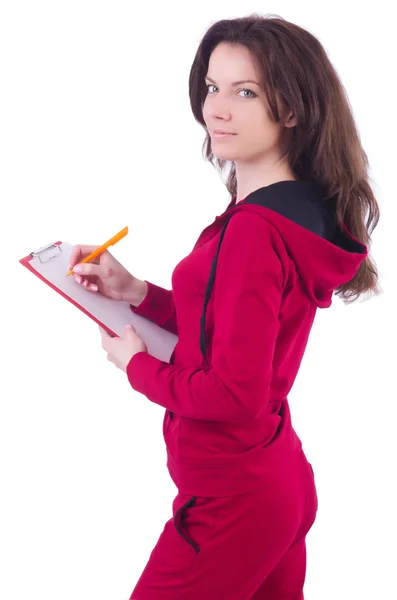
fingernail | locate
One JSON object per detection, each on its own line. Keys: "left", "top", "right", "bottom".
{"left": 73, "top": 264, "right": 82, "bottom": 273}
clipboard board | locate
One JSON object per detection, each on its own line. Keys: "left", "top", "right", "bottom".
{"left": 19, "top": 241, "right": 178, "bottom": 363}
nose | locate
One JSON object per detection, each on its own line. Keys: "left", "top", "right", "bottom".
{"left": 209, "top": 93, "right": 232, "bottom": 122}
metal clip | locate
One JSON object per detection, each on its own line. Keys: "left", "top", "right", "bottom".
{"left": 30, "top": 243, "right": 62, "bottom": 263}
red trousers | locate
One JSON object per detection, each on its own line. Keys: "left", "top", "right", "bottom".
{"left": 129, "top": 450, "right": 318, "bottom": 599}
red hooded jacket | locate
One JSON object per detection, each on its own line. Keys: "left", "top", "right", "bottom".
{"left": 126, "top": 181, "right": 368, "bottom": 496}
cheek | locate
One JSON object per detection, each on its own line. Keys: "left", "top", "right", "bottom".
{"left": 202, "top": 102, "right": 210, "bottom": 126}
{"left": 246, "top": 113, "right": 278, "bottom": 139}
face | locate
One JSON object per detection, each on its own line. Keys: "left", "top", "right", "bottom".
{"left": 202, "top": 42, "right": 296, "bottom": 163}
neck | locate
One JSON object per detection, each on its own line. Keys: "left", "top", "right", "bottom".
{"left": 234, "top": 155, "right": 297, "bottom": 203}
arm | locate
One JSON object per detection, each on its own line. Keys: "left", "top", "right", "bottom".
{"left": 130, "top": 281, "right": 178, "bottom": 335}
{"left": 126, "top": 213, "right": 285, "bottom": 423}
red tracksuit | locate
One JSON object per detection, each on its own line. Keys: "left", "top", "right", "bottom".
{"left": 126, "top": 181, "right": 368, "bottom": 598}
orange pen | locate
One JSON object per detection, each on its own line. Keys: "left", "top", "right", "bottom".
{"left": 66, "top": 226, "right": 128, "bottom": 276}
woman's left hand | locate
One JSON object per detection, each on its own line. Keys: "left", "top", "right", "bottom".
{"left": 99, "top": 324, "right": 147, "bottom": 372}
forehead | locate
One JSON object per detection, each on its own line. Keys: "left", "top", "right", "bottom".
{"left": 207, "top": 42, "right": 262, "bottom": 83}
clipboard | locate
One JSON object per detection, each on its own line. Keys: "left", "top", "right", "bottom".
{"left": 19, "top": 241, "right": 178, "bottom": 363}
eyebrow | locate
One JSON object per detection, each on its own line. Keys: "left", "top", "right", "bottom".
{"left": 205, "top": 75, "right": 260, "bottom": 87}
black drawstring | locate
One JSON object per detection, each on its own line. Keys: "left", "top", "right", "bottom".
{"left": 200, "top": 215, "right": 233, "bottom": 364}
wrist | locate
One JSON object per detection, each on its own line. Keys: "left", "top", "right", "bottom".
{"left": 128, "top": 279, "right": 148, "bottom": 307}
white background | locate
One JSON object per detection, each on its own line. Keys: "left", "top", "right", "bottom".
{"left": 1, "top": 2, "right": 396, "bottom": 599}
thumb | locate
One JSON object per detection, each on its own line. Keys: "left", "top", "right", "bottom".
{"left": 73, "top": 262, "right": 102, "bottom": 276}
{"left": 124, "top": 324, "right": 137, "bottom": 336}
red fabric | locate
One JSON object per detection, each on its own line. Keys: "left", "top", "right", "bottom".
{"left": 132, "top": 281, "right": 177, "bottom": 335}
{"left": 129, "top": 451, "right": 317, "bottom": 599}
{"left": 127, "top": 202, "right": 367, "bottom": 497}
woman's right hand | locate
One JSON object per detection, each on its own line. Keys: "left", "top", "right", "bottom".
{"left": 69, "top": 244, "right": 148, "bottom": 306}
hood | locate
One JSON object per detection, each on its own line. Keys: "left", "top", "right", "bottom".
{"left": 222, "top": 180, "right": 368, "bottom": 308}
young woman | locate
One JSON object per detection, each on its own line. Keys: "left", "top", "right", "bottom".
{"left": 69, "top": 14, "right": 380, "bottom": 600}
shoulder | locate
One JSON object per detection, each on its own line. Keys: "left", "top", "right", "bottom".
{"left": 221, "top": 209, "right": 287, "bottom": 256}
{"left": 218, "top": 210, "right": 289, "bottom": 284}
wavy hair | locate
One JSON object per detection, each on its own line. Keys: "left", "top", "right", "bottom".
{"left": 188, "top": 14, "right": 381, "bottom": 303}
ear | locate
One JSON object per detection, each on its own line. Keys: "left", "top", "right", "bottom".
{"left": 285, "top": 110, "right": 297, "bottom": 128}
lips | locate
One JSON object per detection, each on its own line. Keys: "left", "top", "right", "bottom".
{"left": 213, "top": 130, "right": 236, "bottom": 135}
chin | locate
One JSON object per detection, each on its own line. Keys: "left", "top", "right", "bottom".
{"left": 211, "top": 146, "right": 239, "bottom": 160}
{"left": 212, "top": 152, "right": 235, "bottom": 161}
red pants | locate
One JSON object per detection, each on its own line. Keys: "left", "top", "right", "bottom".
{"left": 130, "top": 450, "right": 317, "bottom": 599}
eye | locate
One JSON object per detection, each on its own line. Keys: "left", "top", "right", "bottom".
{"left": 205, "top": 84, "right": 257, "bottom": 99}
{"left": 238, "top": 89, "right": 257, "bottom": 98}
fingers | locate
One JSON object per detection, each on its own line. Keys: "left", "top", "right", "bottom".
{"left": 69, "top": 244, "right": 100, "bottom": 269}
{"left": 71, "top": 261, "right": 100, "bottom": 291}
{"left": 99, "top": 325, "right": 109, "bottom": 340}
{"left": 74, "top": 274, "right": 98, "bottom": 292}
{"left": 99, "top": 326, "right": 115, "bottom": 350}
{"left": 73, "top": 262, "right": 102, "bottom": 277}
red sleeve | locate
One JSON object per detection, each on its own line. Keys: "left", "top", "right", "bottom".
{"left": 126, "top": 213, "right": 285, "bottom": 423}
{"left": 130, "top": 281, "right": 177, "bottom": 335}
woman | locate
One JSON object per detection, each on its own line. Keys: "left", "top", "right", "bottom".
{"left": 69, "top": 14, "right": 380, "bottom": 600}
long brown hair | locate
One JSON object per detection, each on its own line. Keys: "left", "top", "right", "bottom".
{"left": 188, "top": 14, "right": 381, "bottom": 303}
